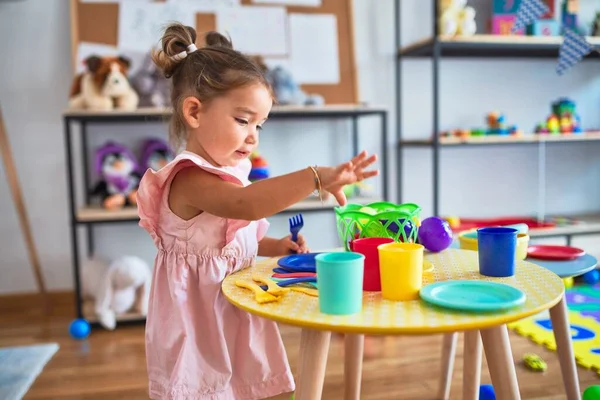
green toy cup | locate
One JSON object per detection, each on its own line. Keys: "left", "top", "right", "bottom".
{"left": 315, "top": 252, "right": 365, "bottom": 315}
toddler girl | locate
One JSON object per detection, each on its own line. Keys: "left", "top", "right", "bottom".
{"left": 137, "top": 23, "right": 378, "bottom": 400}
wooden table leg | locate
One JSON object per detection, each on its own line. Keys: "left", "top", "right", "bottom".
{"left": 438, "top": 332, "right": 458, "bottom": 400}
{"left": 344, "top": 334, "right": 364, "bottom": 400}
{"left": 462, "top": 330, "right": 482, "bottom": 400}
{"left": 549, "top": 294, "right": 581, "bottom": 400}
{"left": 296, "top": 328, "right": 331, "bottom": 400}
{"left": 480, "top": 325, "right": 521, "bottom": 400}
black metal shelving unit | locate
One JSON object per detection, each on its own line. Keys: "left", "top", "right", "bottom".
{"left": 393, "top": 0, "right": 600, "bottom": 244}
{"left": 62, "top": 105, "right": 388, "bottom": 322}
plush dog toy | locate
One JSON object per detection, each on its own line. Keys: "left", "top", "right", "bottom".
{"left": 81, "top": 256, "right": 152, "bottom": 330}
{"left": 69, "top": 55, "right": 139, "bottom": 111}
{"left": 130, "top": 53, "right": 171, "bottom": 108}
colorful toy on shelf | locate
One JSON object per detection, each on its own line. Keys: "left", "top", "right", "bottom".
{"left": 486, "top": 111, "right": 521, "bottom": 135}
{"left": 491, "top": 0, "right": 554, "bottom": 35}
{"left": 248, "top": 152, "right": 269, "bottom": 181}
{"left": 140, "top": 138, "right": 174, "bottom": 172}
{"left": 90, "top": 141, "right": 140, "bottom": 210}
{"left": 562, "top": 0, "right": 579, "bottom": 32}
{"left": 439, "top": 0, "right": 477, "bottom": 36}
{"left": 535, "top": 97, "right": 582, "bottom": 134}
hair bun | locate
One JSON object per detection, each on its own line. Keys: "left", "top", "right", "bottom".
{"left": 205, "top": 31, "right": 233, "bottom": 49}
{"left": 152, "top": 23, "right": 197, "bottom": 78}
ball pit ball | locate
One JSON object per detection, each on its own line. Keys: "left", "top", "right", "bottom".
{"left": 381, "top": 218, "right": 413, "bottom": 241}
{"left": 479, "top": 384, "right": 496, "bottom": 400}
{"left": 584, "top": 270, "right": 600, "bottom": 285}
{"left": 584, "top": 385, "right": 600, "bottom": 400}
{"left": 417, "top": 216, "right": 453, "bottom": 252}
{"left": 69, "top": 318, "right": 91, "bottom": 340}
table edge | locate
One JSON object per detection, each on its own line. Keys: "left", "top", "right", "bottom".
{"left": 222, "top": 287, "right": 565, "bottom": 335}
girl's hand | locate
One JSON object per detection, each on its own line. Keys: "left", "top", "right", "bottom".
{"left": 318, "top": 150, "right": 379, "bottom": 205}
{"left": 278, "top": 234, "right": 310, "bottom": 254}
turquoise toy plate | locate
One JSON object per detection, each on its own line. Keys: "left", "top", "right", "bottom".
{"left": 419, "top": 280, "right": 526, "bottom": 312}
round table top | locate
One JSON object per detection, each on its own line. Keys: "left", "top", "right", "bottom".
{"left": 524, "top": 253, "right": 597, "bottom": 278}
{"left": 222, "top": 248, "right": 564, "bottom": 335}
{"left": 450, "top": 239, "right": 598, "bottom": 278}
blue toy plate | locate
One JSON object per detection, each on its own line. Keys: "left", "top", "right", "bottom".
{"left": 419, "top": 280, "right": 526, "bottom": 312}
{"left": 276, "top": 253, "right": 322, "bottom": 272}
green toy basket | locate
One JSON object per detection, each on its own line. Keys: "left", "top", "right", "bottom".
{"left": 334, "top": 201, "right": 422, "bottom": 251}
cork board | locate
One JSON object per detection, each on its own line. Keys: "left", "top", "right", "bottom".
{"left": 69, "top": 0, "right": 358, "bottom": 104}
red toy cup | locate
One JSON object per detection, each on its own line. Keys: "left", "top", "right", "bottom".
{"left": 349, "top": 237, "right": 395, "bottom": 291}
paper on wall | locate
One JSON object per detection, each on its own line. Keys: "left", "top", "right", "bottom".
{"left": 288, "top": 13, "right": 339, "bottom": 84}
{"left": 118, "top": 1, "right": 197, "bottom": 53}
{"left": 252, "top": 0, "right": 321, "bottom": 6}
{"left": 168, "top": 0, "right": 240, "bottom": 11}
{"left": 76, "top": 42, "right": 119, "bottom": 73}
{"left": 216, "top": 6, "right": 287, "bottom": 56}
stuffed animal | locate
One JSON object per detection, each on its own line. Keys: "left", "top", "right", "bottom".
{"left": 439, "top": 0, "right": 477, "bottom": 36}
{"left": 69, "top": 55, "right": 139, "bottom": 111}
{"left": 81, "top": 256, "right": 152, "bottom": 330}
{"left": 140, "top": 138, "right": 174, "bottom": 171}
{"left": 130, "top": 53, "right": 171, "bottom": 108}
{"left": 250, "top": 55, "right": 324, "bottom": 106}
{"left": 90, "top": 141, "right": 140, "bottom": 210}
{"left": 266, "top": 66, "right": 325, "bottom": 106}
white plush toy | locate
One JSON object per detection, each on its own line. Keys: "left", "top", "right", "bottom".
{"left": 439, "top": 0, "right": 477, "bottom": 36}
{"left": 81, "top": 255, "right": 152, "bottom": 330}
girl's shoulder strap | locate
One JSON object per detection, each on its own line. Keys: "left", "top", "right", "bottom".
{"left": 136, "top": 151, "right": 247, "bottom": 240}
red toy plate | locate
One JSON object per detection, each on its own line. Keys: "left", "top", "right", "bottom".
{"left": 272, "top": 272, "right": 315, "bottom": 278}
{"left": 527, "top": 245, "right": 586, "bottom": 261}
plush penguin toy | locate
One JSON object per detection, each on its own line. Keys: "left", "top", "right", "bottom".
{"left": 91, "top": 141, "right": 140, "bottom": 210}
{"left": 140, "top": 138, "right": 174, "bottom": 171}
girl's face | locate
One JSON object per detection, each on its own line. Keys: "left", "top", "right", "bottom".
{"left": 183, "top": 83, "right": 272, "bottom": 167}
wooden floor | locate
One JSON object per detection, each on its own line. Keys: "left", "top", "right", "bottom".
{"left": 2, "top": 292, "right": 600, "bottom": 399}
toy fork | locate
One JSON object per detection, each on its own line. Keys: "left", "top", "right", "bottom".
{"left": 289, "top": 213, "right": 304, "bottom": 249}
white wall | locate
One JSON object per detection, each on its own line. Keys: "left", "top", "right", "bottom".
{"left": 1, "top": 0, "right": 599, "bottom": 294}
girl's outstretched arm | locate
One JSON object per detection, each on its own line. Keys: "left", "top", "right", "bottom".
{"left": 170, "top": 151, "right": 378, "bottom": 221}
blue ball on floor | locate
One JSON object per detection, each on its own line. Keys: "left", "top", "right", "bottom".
{"left": 69, "top": 318, "right": 91, "bottom": 340}
{"left": 584, "top": 270, "right": 600, "bottom": 285}
{"left": 479, "top": 384, "right": 496, "bottom": 400}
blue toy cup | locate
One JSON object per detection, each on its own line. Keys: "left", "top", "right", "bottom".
{"left": 315, "top": 252, "right": 365, "bottom": 315}
{"left": 477, "top": 227, "right": 518, "bottom": 277}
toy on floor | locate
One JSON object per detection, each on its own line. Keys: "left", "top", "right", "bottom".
{"left": 583, "top": 269, "right": 600, "bottom": 285}
{"left": 417, "top": 216, "right": 453, "bottom": 252}
{"left": 69, "top": 318, "right": 91, "bottom": 340}
{"left": 479, "top": 384, "right": 496, "bottom": 400}
{"left": 535, "top": 97, "right": 582, "bottom": 134}
{"left": 439, "top": 0, "right": 477, "bottom": 36}
{"left": 523, "top": 352, "right": 547, "bottom": 371}
{"left": 140, "top": 138, "right": 174, "bottom": 172}
{"left": 584, "top": 385, "right": 600, "bottom": 400}
{"left": 564, "top": 276, "right": 574, "bottom": 288}
{"left": 248, "top": 152, "right": 269, "bottom": 181}
{"left": 81, "top": 256, "right": 152, "bottom": 330}
{"left": 69, "top": 55, "right": 139, "bottom": 111}
{"left": 90, "top": 141, "right": 140, "bottom": 210}
{"left": 130, "top": 52, "right": 171, "bottom": 108}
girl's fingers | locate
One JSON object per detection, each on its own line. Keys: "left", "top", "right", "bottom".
{"left": 356, "top": 154, "right": 377, "bottom": 170}
{"left": 350, "top": 150, "right": 368, "bottom": 166}
{"left": 359, "top": 170, "right": 379, "bottom": 180}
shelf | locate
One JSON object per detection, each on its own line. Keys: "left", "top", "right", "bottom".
{"left": 82, "top": 300, "right": 145, "bottom": 324}
{"left": 530, "top": 214, "right": 600, "bottom": 239}
{"left": 399, "top": 34, "right": 600, "bottom": 58}
{"left": 400, "top": 131, "right": 600, "bottom": 147}
{"left": 63, "top": 104, "right": 387, "bottom": 122}
{"left": 75, "top": 196, "right": 381, "bottom": 224}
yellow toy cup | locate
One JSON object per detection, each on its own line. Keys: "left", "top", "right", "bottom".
{"left": 377, "top": 242, "right": 424, "bottom": 301}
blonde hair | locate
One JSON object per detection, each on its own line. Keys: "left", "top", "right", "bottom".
{"left": 152, "top": 23, "right": 271, "bottom": 148}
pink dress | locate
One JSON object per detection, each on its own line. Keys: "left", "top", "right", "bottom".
{"left": 137, "top": 151, "right": 295, "bottom": 400}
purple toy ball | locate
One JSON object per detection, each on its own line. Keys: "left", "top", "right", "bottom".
{"left": 417, "top": 216, "right": 453, "bottom": 252}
